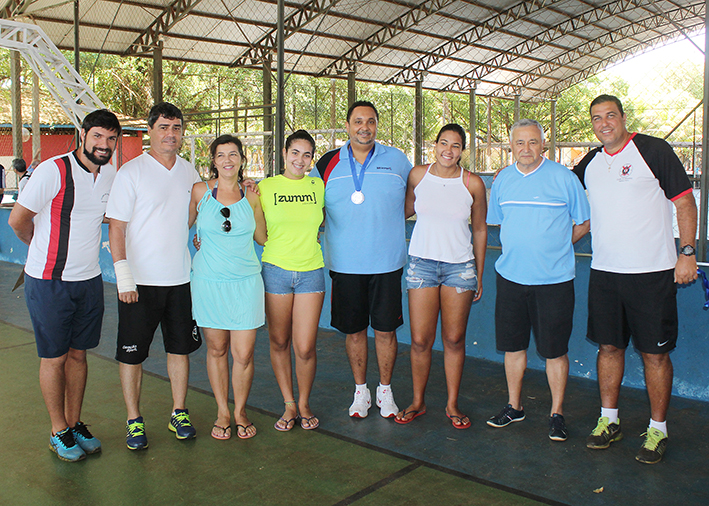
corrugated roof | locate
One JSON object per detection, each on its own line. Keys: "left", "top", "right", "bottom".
{"left": 2, "top": 0, "right": 704, "bottom": 101}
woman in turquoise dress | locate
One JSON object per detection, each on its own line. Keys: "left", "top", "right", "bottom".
{"left": 188, "top": 134, "right": 267, "bottom": 440}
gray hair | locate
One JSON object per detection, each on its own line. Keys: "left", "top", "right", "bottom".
{"left": 509, "top": 118, "right": 545, "bottom": 143}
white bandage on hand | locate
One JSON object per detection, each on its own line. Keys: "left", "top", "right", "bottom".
{"left": 114, "top": 260, "right": 137, "bottom": 293}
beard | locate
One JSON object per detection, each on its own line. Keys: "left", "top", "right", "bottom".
{"left": 84, "top": 145, "right": 112, "bottom": 166}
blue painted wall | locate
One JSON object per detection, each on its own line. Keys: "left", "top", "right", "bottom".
{"left": 2, "top": 207, "right": 708, "bottom": 402}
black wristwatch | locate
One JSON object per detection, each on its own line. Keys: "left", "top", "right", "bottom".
{"left": 680, "top": 245, "right": 696, "bottom": 256}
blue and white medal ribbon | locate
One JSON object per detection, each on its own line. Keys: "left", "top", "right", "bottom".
{"left": 348, "top": 144, "right": 374, "bottom": 205}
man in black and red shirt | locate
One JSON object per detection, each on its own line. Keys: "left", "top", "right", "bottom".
{"left": 573, "top": 94, "right": 697, "bottom": 464}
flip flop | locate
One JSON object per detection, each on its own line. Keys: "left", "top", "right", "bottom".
{"left": 446, "top": 412, "right": 471, "bottom": 429}
{"left": 211, "top": 424, "right": 231, "bottom": 440}
{"left": 274, "top": 416, "right": 298, "bottom": 432}
{"left": 300, "top": 415, "right": 319, "bottom": 430}
{"left": 395, "top": 409, "right": 426, "bottom": 425}
{"left": 236, "top": 423, "right": 256, "bottom": 439}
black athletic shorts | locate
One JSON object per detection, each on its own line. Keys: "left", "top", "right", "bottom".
{"left": 495, "top": 274, "right": 575, "bottom": 359}
{"left": 329, "top": 268, "right": 404, "bottom": 335}
{"left": 587, "top": 268, "right": 677, "bottom": 354}
{"left": 116, "top": 283, "right": 202, "bottom": 364}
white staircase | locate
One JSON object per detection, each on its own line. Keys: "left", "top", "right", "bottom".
{"left": 0, "top": 19, "right": 105, "bottom": 129}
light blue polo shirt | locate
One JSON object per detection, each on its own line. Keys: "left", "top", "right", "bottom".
{"left": 487, "top": 158, "right": 590, "bottom": 285}
{"left": 312, "top": 141, "right": 412, "bottom": 274}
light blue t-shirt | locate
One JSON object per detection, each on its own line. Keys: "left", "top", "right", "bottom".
{"left": 487, "top": 158, "right": 591, "bottom": 285}
{"left": 312, "top": 141, "right": 412, "bottom": 274}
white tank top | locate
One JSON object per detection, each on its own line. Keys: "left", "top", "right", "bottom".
{"left": 408, "top": 165, "right": 474, "bottom": 263}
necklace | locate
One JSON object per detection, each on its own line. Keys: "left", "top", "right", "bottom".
{"left": 602, "top": 149, "right": 617, "bottom": 172}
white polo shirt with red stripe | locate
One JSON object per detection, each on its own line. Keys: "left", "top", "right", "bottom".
{"left": 18, "top": 152, "right": 116, "bottom": 281}
{"left": 573, "top": 133, "right": 692, "bottom": 274}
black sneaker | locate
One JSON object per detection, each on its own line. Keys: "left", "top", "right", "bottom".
{"left": 635, "top": 428, "right": 668, "bottom": 464}
{"left": 487, "top": 404, "right": 525, "bottom": 428}
{"left": 548, "top": 413, "right": 568, "bottom": 441}
{"left": 586, "top": 416, "right": 623, "bottom": 449}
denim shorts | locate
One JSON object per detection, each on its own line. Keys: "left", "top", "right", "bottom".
{"left": 262, "top": 262, "right": 326, "bottom": 294}
{"left": 405, "top": 256, "right": 477, "bottom": 292}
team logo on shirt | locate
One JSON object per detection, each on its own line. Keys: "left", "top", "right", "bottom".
{"left": 620, "top": 164, "right": 632, "bottom": 177}
{"left": 273, "top": 192, "right": 318, "bottom": 205}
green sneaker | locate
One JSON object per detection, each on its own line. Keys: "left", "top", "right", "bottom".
{"left": 586, "top": 416, "right": 623, "bottom": 449}
{"left": 635, "top": 428, "right": 668, "bottom": 464}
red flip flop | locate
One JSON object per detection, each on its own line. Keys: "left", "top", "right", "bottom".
{"left": 447, "top": 412, "right": 471, "bottom": 429}
{"left": 395, "top": 409, "right": 426, "bottom": 425}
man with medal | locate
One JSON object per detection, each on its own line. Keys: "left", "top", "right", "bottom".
{"left": 313, "top": 100, "right": 413, "bottom": 418}
{"left": 573, "top": 94, "right": 697, "bottom": 464}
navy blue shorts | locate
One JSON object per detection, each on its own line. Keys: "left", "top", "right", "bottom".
{"left": 25, "top": 273, "right": 104, "bottom": 359}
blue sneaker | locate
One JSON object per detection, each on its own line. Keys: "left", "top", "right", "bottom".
{"left": 169, "top": 409, "right": 196, "bottom": 440}
{"left": 126, "top": 416, "right": 149, "bottom": 451}
{"left": 73, "top": 422, "right": 102, "bottom": 454}
{"left": 50, "top": 427, "right": 86, "bottom": 462}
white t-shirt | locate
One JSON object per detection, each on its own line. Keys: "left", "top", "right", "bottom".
{"left": 19, "top": 152, "right": 116, "bottom": 281}
{"left": 106, "top": 153, "right": 201, "bottom": 286}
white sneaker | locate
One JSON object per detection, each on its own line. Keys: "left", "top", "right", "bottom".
{"left": 376, "top": 385, "right": 398, "bottom": 418}
{"left": 349, "top": 386, "right": 371, "bottom": 418}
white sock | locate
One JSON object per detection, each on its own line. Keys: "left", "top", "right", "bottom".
{"left": 601, "top": 407, "right": 619, "bottom": 424}
{"left": 355, "top": 383, "right": 367, "bottom": 391}
{"left": 649, "top": 419, "right": 668, "bottom": 437}
{"left": 379, "top": 383, "right": 391, "bottom": 390}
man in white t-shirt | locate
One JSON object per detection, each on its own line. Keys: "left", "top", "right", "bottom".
{"left": 573, "top": 94, "right": 697, "bottom": 464}
{"left": 8, "top": 109, "right": 122, "bottom": 462}
{"left": 106, "top": 102, "right": 202, "bottom": 451}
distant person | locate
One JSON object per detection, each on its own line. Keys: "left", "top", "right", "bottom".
{"left": 0, "top": 162, "right": 5, "bottom": 198}
{"left": 107, "top": 102, "right": 202, "bottom": 451}
{"left": 8, "top": 109, "right": 122, "bottom": 462}
{"left": 486, "top": 118, "right": 590, "bottom": 441}
{"left": 13, "top": 158, "right": 29, "bottom": 196}
{"left": 395, "top": 124, "right": 487, "bottom": 429}
{"left": 189, "top": 134, "right": 266, "bottom": 440}
{"left": 312, "top": 101, "right": 412, "bottom": 418}
{"left": 574, "top": 95, "right": 697, "bottom": 464}
{"left": 258, "top": 130, "right": 325, "bottom": 432}
{"left": 27, "top": 149, "right": 41, "bottom": 176}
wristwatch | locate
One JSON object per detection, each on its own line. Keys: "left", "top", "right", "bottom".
{"left": 680, "top": 245, "right": 696, "bottom": 256}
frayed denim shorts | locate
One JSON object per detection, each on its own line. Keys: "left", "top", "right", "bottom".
{"left": 262, "top": 262, "right": 326, "bottom": 295}
{"left": 405, "top": 256, "right": 477, "bottom": 292}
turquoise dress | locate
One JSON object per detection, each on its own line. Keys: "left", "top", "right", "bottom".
{"left": 191, "top": 184, "right": 264, "bottom": 330}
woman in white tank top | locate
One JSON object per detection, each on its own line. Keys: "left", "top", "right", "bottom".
{"left": 395, "top": 124, "right": 488, "bottom": 429}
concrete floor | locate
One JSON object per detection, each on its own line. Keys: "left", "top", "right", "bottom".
{"left": 2, "top": 260, "right": 708, "bottom": 506}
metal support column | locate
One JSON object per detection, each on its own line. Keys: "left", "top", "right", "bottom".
{"left": 414, "top": 80, "right": 423, "bottom": 166}
{"left": 347, "top": 70, "right": 356, "bottom": 109}
{"left": 74, "top": 0, "right": 80, "bottom": 73}
{"left": 514, "top": 94, "right": 520, "bottom": 123}
{"left": 11, "top": 50, "right": 22, "bottom": 158}
{"left": 32, "top": 72, "right": 40, "bottom": 157}
{"left": 469, "top": 84, "right": 476, "bottom": 172}
{"left": 486, "top": 96, "right": 492, "bottom": 171}
{"left": 263, "top": 56, "right": 273, "bottom": 177}
{"left": 275, "top": 0, "right": 285, "bottom": 172}
{"left": 698, "top": 0, "right": 709, "bottom": 261}
{"left": 549, "top": 99, "right": 557, "bottom": 163}
{"left": 74, "top": 0, "right": 80, "bottom": 148}
{"left": 153, "top": 41, "right": 163, "bottom": 105}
